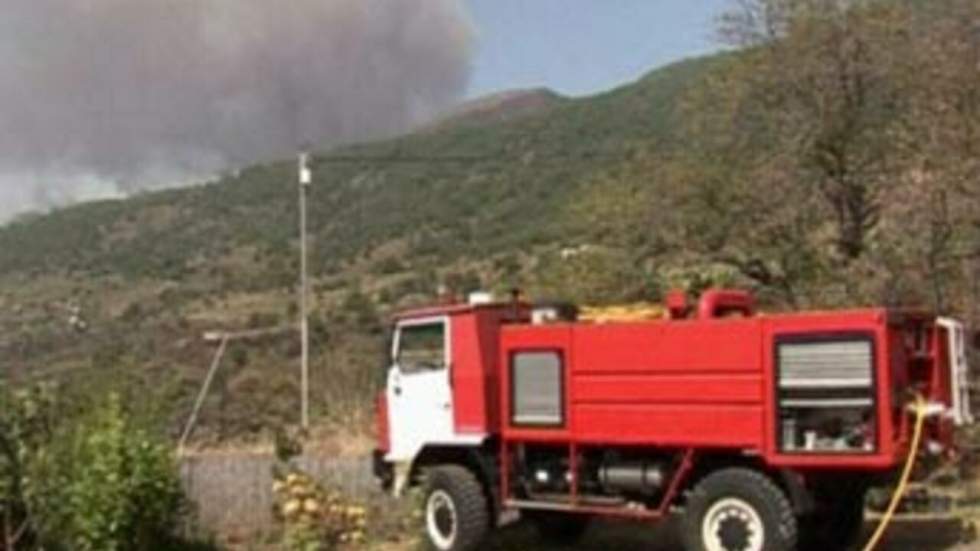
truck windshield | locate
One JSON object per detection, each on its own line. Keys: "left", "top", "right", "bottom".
{"left": 397, "top": 322, "right": 446, "bottom": 373}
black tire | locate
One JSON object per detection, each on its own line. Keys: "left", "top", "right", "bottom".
{"left": 421, "top": 465, "right": 490, "bottom": 551}
{"left": 682, "top": 468, "right": 798, "bottom": 551}
{"left": 526, "top": 510, "right": 591, "bottom": 545}
{"left": 799, "top": 490, "right": 866, "bottom": 551}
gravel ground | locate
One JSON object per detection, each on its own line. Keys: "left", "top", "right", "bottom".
{"left": 376, "top": 515, "right": 979, "bottom": 551}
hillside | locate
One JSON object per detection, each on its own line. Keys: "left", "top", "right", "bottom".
{"left": 0, "top": 56, "right": 717, "bottom": 442}
{"left": 0, "top": 56, "right": 709, "bottom": 283}
{"left": 2, "top": 0, "right": 979, "bottom": 446}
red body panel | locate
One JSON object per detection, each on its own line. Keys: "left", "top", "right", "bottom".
{"left": 496, "top": 308, "right": 929, "bottom": 471}
{"left": 568, "top": 320, "right": 764, "bottom": 449}
{"left": 375, "top": 393, "right": 390, "bottom": 454}
{"left": 449, "top": 309, "right": 516, "bottom": 435}
{"left": 761, "top": 310, "right": 899, "bottom": 469}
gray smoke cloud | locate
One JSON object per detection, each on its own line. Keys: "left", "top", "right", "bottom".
{"left": 0, "top": 0, "right": 474, "bottom": 222}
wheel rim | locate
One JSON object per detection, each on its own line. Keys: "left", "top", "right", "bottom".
{"left": 701, "top": 497, "right": 765, "bottom": 551}
{"left": 426, "top": 489, "right": 458, "bottom": 550}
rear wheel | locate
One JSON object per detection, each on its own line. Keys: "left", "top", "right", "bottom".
{"left": 422, "top": 466, "right": 489, "bottom": 551}
{"left": 526, "top": 510, "right": 591, "bottom": 545}
{"left": 682, "top": 468, "right": 797, "bottom": 551}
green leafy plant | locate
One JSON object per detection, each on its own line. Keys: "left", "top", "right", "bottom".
{"left": 0, "top": 387, "right": 188, "bottom": 551}
{"left": 34, "top": 393, "right": 182, "bottom": 550}
{"left": 0, "top": 383, "right": 61, "bottom": 549}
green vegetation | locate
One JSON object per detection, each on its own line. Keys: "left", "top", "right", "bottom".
{"left": 0, "top": 383, "right": 202, "bottom": 550}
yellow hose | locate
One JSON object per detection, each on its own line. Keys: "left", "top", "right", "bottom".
{"left": 861, "top": 393, "right": 928, "bottom": 551}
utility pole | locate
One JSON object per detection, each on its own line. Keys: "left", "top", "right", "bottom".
{"left": 298, "top": 151, "right": 312, "bottom": 431}
{"left": 178, "top": 326, "right": 294, "bottom": 455}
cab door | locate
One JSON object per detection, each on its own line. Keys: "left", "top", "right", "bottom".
{"left": 386, "top": 316, "right": 456, "bottom": 461}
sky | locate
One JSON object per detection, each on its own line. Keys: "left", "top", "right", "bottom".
{"left": 465, "top": 0, "right": 729, "bottom": 98}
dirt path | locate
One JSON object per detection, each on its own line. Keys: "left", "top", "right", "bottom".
{"left": 375, "top": 516, "right": 977, "bottom": 550}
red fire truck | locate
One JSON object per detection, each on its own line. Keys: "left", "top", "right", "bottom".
{"left": 373, "top": 290, "right": 973, "bottom": 551}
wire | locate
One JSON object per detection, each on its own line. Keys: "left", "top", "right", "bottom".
{"left": 309, "top": 150, "right": 632, "bottom": 166}
{"left": 861, "top": 393, "right": 928, "bottom": 551}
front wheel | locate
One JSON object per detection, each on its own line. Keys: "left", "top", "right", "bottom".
{"left": 682, "top": 468, "right": 798, "bottom": 551}
{"left": 422, "top": 466, "right": 490, "bottom": 551}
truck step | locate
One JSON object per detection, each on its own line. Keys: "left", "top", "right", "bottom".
{"left": 521, "top": 492, "right": 627, "bottom": 507}
{"left": 507, "top": 494, "right": 661, "bottom": 519}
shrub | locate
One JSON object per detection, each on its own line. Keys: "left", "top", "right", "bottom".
{"left": 0, "top": 383, "right": 61, "bottom": 549}
{"left": 24, "top": 392, "right": 186, "bottom": 551}
{"left": 272, "top": 468, "right": 367, "bottom": 551}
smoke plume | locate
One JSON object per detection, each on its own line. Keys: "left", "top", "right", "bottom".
{"left": 0, "top": 0, "right": 474, "bottom": 222}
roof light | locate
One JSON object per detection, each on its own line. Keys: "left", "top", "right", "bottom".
{"left": 468, "top": 291, "right": 493, "bottom": 305}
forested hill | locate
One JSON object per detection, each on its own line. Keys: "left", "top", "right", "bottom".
{"left": 0, "top": 56, "right": 710, "bottom": 290}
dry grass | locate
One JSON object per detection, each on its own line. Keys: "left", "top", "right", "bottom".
{"left": 177, "top": 423, "right": 375, "bottom": 459}
{"left": 305, "top": 425, "right": 376, "bottom": 458}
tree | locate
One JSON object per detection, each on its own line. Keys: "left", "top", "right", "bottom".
{"left": 660, "top": 40, "right": 830, "bottom": 307}
{"left": 719, "top": 0, "right": 907, "bottom": 261}
{"left": 883, "top": 0, "right": 980, "bottom": 312}
{"left": 667, "top": 0, "right": 980, "bottom": 312}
